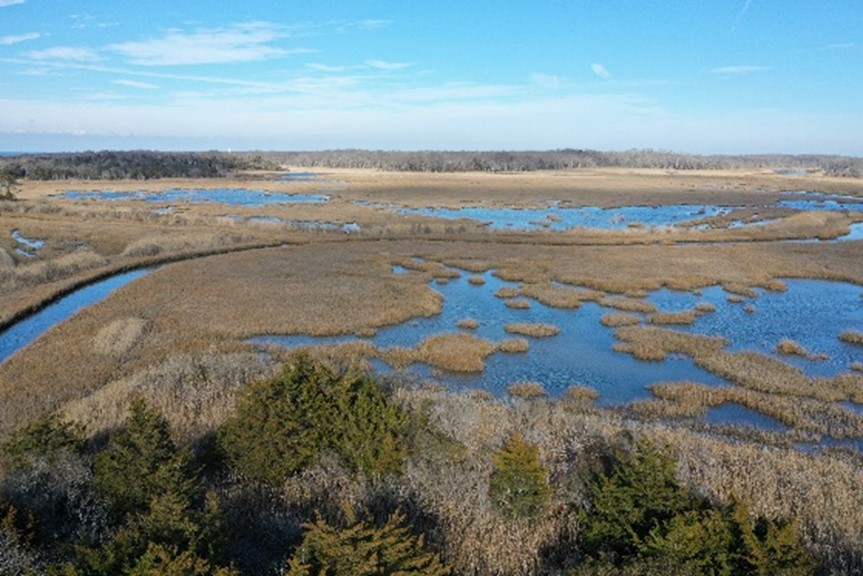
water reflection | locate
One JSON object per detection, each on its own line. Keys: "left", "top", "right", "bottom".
{"left": 252, "top": 268, "right": 727, "bottom": 404}
{"left": 646, "top": 281, "right": 863, "bottom": 377}
{"left": 0, "top": 269, "right": 151, "bottom": 363}
{"left": 397, "top": 204, "right": 729, "bottom": 231}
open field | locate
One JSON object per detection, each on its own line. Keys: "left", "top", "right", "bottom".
{"left": 3, "top": 165, "right": 863, "bottom": 572}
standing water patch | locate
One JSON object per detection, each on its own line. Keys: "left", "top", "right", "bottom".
{"left": 252, "top": 267, "right": 726, "bottom": 403}
{"left": 0, "top": 268, "right": 151, "bottom": 363}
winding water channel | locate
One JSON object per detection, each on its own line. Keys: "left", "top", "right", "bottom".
{"left": 0, "top": 269, "right": 151, "bottom": 363}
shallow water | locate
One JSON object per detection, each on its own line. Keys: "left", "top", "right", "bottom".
{"left": 645, "top": 281, "right": 863, "bottom": 377}
{"left": 12, "top": 230, "right": 45, "bottom": 251}
{"left": 252, "top": 268, "right": 727, "bottom": 404}
{"left": 397, "top": 204, "right": 730, "bottom": 231}
{"left": 59, "top": 188, "right": 328, "bottom": 206}
{"left": 705, "top": 403, "right": 788, "bottom": 431}
{"left": 0, "top": 269, "right": 151, "bottom": 363}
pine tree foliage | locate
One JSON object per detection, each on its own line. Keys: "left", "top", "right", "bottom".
{"left": 93, "top": 397, "right": 197, "bottom": 520}
{"left": 218, "top": 354, "right": 408, "bottom": 486}
{"left": 285, "top": 509, "right": 450, "bottom": 576}
{"left": 488, "top": 432, "right": 550, "bottom": 520}
{"left": 579, "top": 438, "right": 814, "bottom": 575}
{"left": 581, "top": 438, "right": 693, "bottom": 558}
{"left": 1, "top": 414, "right": 86, "bottom": 470}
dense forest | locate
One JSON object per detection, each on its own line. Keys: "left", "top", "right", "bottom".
{"left": 0, "top": 356, "right": 818, "bottom": 575}
{"left": 1, "top": 149, "right": 861, "bottom": 180}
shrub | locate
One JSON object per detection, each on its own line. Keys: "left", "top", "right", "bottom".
{"left": 1, "top": 416, "right": 105, "bottom": 552}
{"left": 581, "top": 439, "right": 693, "bottom": 559}
{"left": 488, "top": 432, "right": 550, "bottom": 520}
{"left": 1, "top": 414, "right": 86, "bottom": 470}
{"left": 285, "top": 508, "right": 450, "bottom": 576}
{"left": 93, "top": 397, "right": 197, "bottom": 521}
{"left": 579, "top": 439, "right": 814, "bottom": 574}
{"left": 218, "top": 354, "right": 409, "bottom": 486}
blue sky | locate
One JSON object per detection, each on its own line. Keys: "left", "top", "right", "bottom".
{"left": 0, "top": 0, "right": 861, "bottom": 154}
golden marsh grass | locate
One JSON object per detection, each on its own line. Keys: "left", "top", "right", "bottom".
{"left": 503, "top": 322, "right": 560, "bottom": 337}
{"left": 600, "top": 312, "right": 642, "bottom": 327}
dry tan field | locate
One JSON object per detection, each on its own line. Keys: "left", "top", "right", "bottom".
{"left": 4, "top": 166, "right": 863, "bottom": 571}
{"left": 3, "top": 167, "right": 863, "bottom": 436}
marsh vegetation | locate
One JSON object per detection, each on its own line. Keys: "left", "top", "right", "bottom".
{"left": 1, "top": 159, "right": 863, "bottom": 573}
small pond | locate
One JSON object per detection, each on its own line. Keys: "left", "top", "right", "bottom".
{"left": 0, "top": 269, "right": 151, "bottom": 363}
{"left": 11, "top": 230, "right": 45, "bottom": 258}
{"left": 252, "top": 264, "right": 863, "bottom": 438}
{"left": 252, "top": 267, "right": 728, "bottom": 404}
{"left": 645, "top": 280, "right": 863, "bottom": 377}
{"left": 705, "top": 403, "right": 789, "bottom": 432}
{"left": 391, "top": 192, "right": 863, "bottom": 232}
{"left": 396, "top": 204, "right": 730, "bottom": 231}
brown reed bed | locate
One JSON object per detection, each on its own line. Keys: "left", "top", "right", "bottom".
{"left": 600, "top": 312, "right": 641, "bottom": 327}
{"left": 504, "top": 322, "right": 560, "bottom": 337}
{"left": 840, "top": 330, "right": 863, "bottom": 345}
{"left": 497, "top": 338, "right": 530, "bottom": 353}
{"left": 507, "top": 381, "right": 547, "bottom": 400}
{"left": 563, "top": 385, "right": 600, "bottom": 405}
{"left": 598, "top": 296, "right": 657, "bottom": 313}
{"left": 505, "top": 298, "right": 531, "bottom": 309}
{"left": 467, "top": 274, "right": 486, "bottom": 285}
{"left": 494, "top": 286, "right": 520, "bottom": 299}
{"left": 457, "top": 317, "right": 479, "bottom": 329}
{"left": 519, "top": 282, "right": 603, "bottom": 308}
{"left": 648, "top": 310, "right": 697, "bottom": 325}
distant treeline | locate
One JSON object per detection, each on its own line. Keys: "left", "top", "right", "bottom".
{"left": 2, "top": 149, "right": 861, "bottom": 179}
{"left": 0, "top": 151, "right": 274, "bottom": 181}
{"left": 254, "top": 149, "right": 863, "bottom": 176}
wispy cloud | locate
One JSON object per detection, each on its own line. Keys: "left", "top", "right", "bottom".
{"left": 27, "top": 46, "right": 101, "bottom": 62}
{"left": 306, "top": 63, "right": 346, "bottom": 72}
{"left": 0, "top": 0, "right": 25, "bottom": 7}
{"left": 732, "top": 0, "right": 753, "bottom": 32}
{"left": 109, "top": 22, "right": 312, "bottom": 66}
{"left": 112, "top": 79, "right": 158, "bottom": 90}
{"left": 591, "top": 63, "right": 612, "bottom": 79}
{"left": 823, "top": 42, "right": 854, "bottom": 50}
{"left": 333, "top": 19, "right": 392, "bottom": 33}
{"left": 69, "top": 14, "right": 119, "bottom": 30}
{"left": 710, "top": 65, "right": 771, "bottom": 75}
{"left": 0, "top": 32, "right": 41, "bottom": 45}
{"left": 365, "top": 59, "right": 411, "bottom": 71}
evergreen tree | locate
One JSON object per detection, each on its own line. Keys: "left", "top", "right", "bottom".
{"left": 285, "top": 509, "right": 450, "bottom": 576}
{"left": 218, "top": 354, "right": 408, "bottom": 486}
{"left": 488, "top": 432, "right": 550, "bottom": 520}
{"left": 581, "top": 439, "right": 693, "bottom": 559}
{"left": 93, "top": 397, "right": 197, "bottom": 521}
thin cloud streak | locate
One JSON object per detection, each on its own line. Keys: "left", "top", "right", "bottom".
{"left": 0, "top": 32, "right": 41, "bottom": 45}
{"left": 27, "top": 46, "right": 101, "bottom": 62}
{"left": 0, "top": 0, "right": 25, "bottom": 7}
{"left": 108, "top": 22, "right": 313, "bottom": 66}
{"left": 365, "top": 59, "right": 411, "bottom": 70}
{"left": 112, "top": 79, "right": 158, "bottom": 90}
{"left": 591, "top": 63, "right": 611, "bottom": 79}
{"left": 710, "top": 65, "right": 771, "bottom": 75}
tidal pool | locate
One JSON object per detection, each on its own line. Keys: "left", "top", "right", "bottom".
{"left": 0, "top": 268, "right": 151, "bottom": 363}
{"left": 59, "top": 188, "right": 328, "bottom": 206}
{"left": 252, "top": 264, "right": 863, "bottom": 440}
{"left": 396, "top": 204, "right": 730, "bottom": 231}
{"left": 252, "top": 267, "right": 727, "bottom": 404}
{"left": 11, "top": 230, "right": 44, "bottom": 258}
{"left": 645, "top": 280, "right": 863, "bottom": 377}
